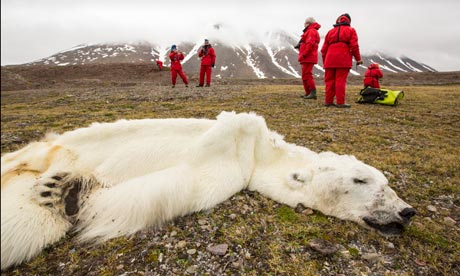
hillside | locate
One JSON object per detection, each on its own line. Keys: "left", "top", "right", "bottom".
{"left": 1, "top": 64, "right": 457, "bottom": 92}
{"left": 1, "top": 68, "right": 459, "bottom": 275}
{"left": 21, "top": 30, "right": 436, "bottom": 79}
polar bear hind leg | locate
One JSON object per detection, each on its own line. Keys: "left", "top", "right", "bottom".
{"left": 1, "top": 173, "right": 72, "bottom": 270}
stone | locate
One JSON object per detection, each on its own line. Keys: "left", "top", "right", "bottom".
{"left": 207, "top": 244, "right": 228, "bottom": 256}
{"left": 308, "top": 239, "right": 338, "bottom": 255}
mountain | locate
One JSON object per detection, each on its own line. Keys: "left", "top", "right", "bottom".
{"left": 25, "top": 30, "right": 436, "bottom": 79}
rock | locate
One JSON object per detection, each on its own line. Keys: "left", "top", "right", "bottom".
{"left": 229, "top": 213, "right": 237, "bottom": 219}
{"left": 116, "top": 264, "right": 124, "bottom": 270}
{"left": 444, "top": 217, "right": 456, "bottom": 225}
{"left": 340, "top": 250, "right": 352, "bottom": 259}
{"left": 427, "top": 205, "right": 438, "bottom": 212}
{"left": 302, "top": 208, "right": 314, "bottom": 215}
{"left": 362, "top": 253, "right": 384, "bottom": 264}
{"left": 198, "top": 219, "right": 207, "bottom": 225}
{"left": 187, "top": 249, "right": 197, "bottom": 255}
{"left": 186, "top": 265, "right": 197, "bottom": 274}
{"left": 415, "top": 259, "right": 427, "bottom": 266}
{"left": 294, "top": 203, "right": 305, "bottom": 213}
{"left": 232, "top": 259, "right": 243, "bottom": 268}
{"left": 158, "top": 253, "right": 163, "bottom": 263}
{"left": 170, "top": 230, "right": 177, "bottom": 237}
{"left": 176, "top": 240, "right": 187, "bottom": 249}
{"left": 207, "top": 244, "right": 228, "bottom": 256}
{"left": 308, "top": 239, "right": 338, "bottom": 255}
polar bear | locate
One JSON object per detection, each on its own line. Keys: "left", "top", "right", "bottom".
{"left": 1, "top": 111, "right": 415, "bottom": 270}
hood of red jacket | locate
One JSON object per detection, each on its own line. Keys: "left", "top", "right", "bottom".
{"left": 308, "top": 22, "right": 321, "bottom": 30}
{"left": 368, "top": 63, "right": 380, "bottom": 69}
{"left": 334, "top": 15, "right": 351, "bottom": 26}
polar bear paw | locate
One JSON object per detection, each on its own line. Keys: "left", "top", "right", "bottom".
{"left": 33, "top": 173, "right": 69, "bottom": 208}
{"left": 32, "top": 172, "right": 84, "bottom": 219}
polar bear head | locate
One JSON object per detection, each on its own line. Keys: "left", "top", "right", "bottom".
{"left": 295, "top": 152, "right": 416, "bottom": 236}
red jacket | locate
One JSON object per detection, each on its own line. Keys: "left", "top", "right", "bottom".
{"left": 198, "top": 45, "right": 216, "bottom": 66}
{"left": 321, "top": 15, "right": 361, "bottom": 69}
{"left": 363, "top": 64, "right": 383, "bottom": 88}
{"left": 168, "top": 51, "right": 184, "bottom": 70}
{"left": 156, "top": 60, "right": 163, "bottom": 70}
{"left": 298, "top": 22, "right": 321, "bottom": 64}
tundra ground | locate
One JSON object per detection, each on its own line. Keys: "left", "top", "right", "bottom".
{"left": 1, "top": 67, "right": 459, "bottom": 275}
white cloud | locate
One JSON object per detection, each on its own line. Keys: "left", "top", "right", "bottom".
{"left": 1, "top": 0, "right": 459, "bottom": 71}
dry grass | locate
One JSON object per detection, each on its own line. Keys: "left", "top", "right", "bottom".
{"left": 1, "top": 82, "right": 460, "bottom": 275}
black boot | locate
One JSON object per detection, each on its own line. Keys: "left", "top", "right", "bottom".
{"left": 304, "top": 89, "right": 317, "bottom": 99}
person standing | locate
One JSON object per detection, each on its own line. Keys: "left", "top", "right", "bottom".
{"left": 363, "top": 63, "right": 383, "bottom": 88}
{"left": 168, "top": 45, "right": 188, "bottom": 88}
{"left": 321, "top": 13, "right": 363, "bottom": 108}
{"left": 297, "top": 17, "right": 321, "bottom": 99}
{"left": 197, "top": 39, "right": 216, "bottom": 87}
{"left": 156, "top": 60, "right": 163, "bottom": 71}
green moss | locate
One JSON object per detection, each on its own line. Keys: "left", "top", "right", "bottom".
{"left": 406, "top": 227, "right": 455, "bottom": 250}
{"left": 146, "top": 249, "right": 162, "bottom": 263}
{"left": 176, "top": 258, "right": 189, "bottom": 267}
{"left": 348, "top": 247, "right": 360, "bottom": 258}
{"left": 308, "top": 213, "right": 329, "bottom": 225}
{"left": 276, "top": 205, "right": 299, "bottom": 223}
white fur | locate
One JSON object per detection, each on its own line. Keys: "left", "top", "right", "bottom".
{"left": 1, "top": 111, "right": 413, "bottom": 270}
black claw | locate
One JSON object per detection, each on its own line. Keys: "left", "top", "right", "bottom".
{"left": 52, "top": 175, "right": 63, "bottom": 181}
{"left": 44, "top": 183, "right": 57, "bottom": 188}
{"left": 40, "top": 191, "right": 52, "bottom": 197}
{"left": 44, "top": 203, "right": 54, "bottom": 208}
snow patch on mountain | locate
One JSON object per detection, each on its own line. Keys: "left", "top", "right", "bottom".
{"left": 244, "top": 45, "right": 266, "bottom": 79}
{"left": 264, "top": 44, "right": 300, "bottom": 78}
{"left": 404, "top": 62, "right": 423, "bottom": 73}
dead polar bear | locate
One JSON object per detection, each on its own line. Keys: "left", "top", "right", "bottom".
{"left": 1, "top": 111, "right": 416, "bottom": 270}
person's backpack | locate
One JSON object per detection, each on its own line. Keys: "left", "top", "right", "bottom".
{"left": 357, "top": 87, "right": 404, "bottom": 106}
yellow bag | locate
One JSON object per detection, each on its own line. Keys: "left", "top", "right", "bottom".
{"left": 357, "top": 87, "right": 404, "bottom": 106}
{"left": 375, "top": 89, "right": 404, "bottom": 106}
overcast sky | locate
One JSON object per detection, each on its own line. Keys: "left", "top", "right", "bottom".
{"left": 2, "top": 0, "right": 459, "bottom": 71}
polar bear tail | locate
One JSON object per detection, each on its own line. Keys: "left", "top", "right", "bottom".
{"left": 1, "top": 173, "right": 71, "bottom": 271}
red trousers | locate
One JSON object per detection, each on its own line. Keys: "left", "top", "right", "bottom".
{"left": 301, "top": 63, "right": 316, "bottom": 95}
{"left": 171, "top": 68, "right": 188, "bottom": 85}
{"left": 324, "top": 68, "right": 350, "bottom": 105}
{"left": 199, "top": 65, "right": 212, "bottom": 85}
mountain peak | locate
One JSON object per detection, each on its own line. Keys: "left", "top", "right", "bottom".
{"left": 25, "top": 38, "right": 436, "bottom": 79}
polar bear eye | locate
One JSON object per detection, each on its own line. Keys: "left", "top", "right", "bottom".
{"left": 353, "top": 178, "right": 367, "bottom": 184}
{"left": 292, "top": 173, "right": 303, "bottom": 182}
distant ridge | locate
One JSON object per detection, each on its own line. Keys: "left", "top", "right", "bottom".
{"left": 24, "top": 31, "right": 436, "bottom": 79}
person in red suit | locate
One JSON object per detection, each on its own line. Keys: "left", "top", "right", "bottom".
{"left": 168, "top": 45, "right": 188, "bottom": 88}
{"left": 197, "top": 39, "right": 216, "bottom": 87}
{"left": 296, "top": 17, "right": 321, "bottom": 99}
{"left": 156, "top": 60, "right": 163, "bottom": 71}
{"left": 363, "top": 63, "right": 383, "bottom": 88}
{"left": 321, "top": 13, "right": 363, "bottom": 108}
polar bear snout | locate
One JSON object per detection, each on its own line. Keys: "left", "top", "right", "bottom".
{"left": 363, "top": 206, "right": 416, "bottom": 236}
{"left": 399, "top": 207, "right": 417, "bottom": 222}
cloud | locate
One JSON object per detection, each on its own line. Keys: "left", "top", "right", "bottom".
{"left": 1, "top": 0, "right": 460, "bottom": 71}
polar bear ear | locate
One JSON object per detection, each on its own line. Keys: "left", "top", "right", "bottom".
{"left": 286, "top": 171, "right": 312, "bottom": 189}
